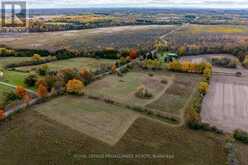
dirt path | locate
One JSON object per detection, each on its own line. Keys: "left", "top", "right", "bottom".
{"left": 144, "top": 77, "right": 174, "bottom": 106}
{"left": 160, "top": 23, "right": 189, "bottom": 43}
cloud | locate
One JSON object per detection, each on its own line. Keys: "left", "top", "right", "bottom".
{"left": 2, "top": 0, "right": 248, "bottom": 8}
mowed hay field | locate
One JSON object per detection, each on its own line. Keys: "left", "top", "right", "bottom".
{"left": 202, "top": 75, "right": 248, "bottom": 132}
{"left": 0, "top": 25, "right": 177, "bottom": 51}
{"left": 0, "top": 109, "right": 228, "bottom": 165}
{"left": 146, "top": 72, "right": 202, "bottom": 116}
{"left": 32, "top": 96, "right": 139, "bottom": 146}
{"left": 16, "top": 57, "right": 115, "bottom": 72}
{"left": 86, "top": 71, "right": 173, "bottom": 106}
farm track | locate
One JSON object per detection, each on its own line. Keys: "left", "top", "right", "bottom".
{"left": 160, "top": 23, "right": 190, "bottom": 43}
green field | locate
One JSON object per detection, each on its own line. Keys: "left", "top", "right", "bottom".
{"left": 3, "top": 71, "right": 29, "bottom": 87}
{"left": 86, "top": 71, "right": 172, "bottom": 106}
{"left": 0, "top": 84, "right": 15, "bottom": 107}
{"left": 0, "top": 109, "right": 230, "bottom": 165}
{"left": 16, "top": 57, "right": 115, "bottom": 72}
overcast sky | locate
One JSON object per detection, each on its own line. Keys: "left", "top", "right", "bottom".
{"left": 2, "top": 0, "right": 248, "bottom": 9}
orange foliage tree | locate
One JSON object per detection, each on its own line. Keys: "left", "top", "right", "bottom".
{"left": 16, "top": 86, "right": 27, "bottom": 98}
{"left": 32, "top": 54, "right": 42, "bottom": 61}
{"left": 129, "top": 48, "right": 138, "bottom": 60}
{"left": 0, "top": 109, "right": 4, "bottom": 120}
{"left": 79, "top": 68, "right": 92, "bottom": 81}
{"left": 37, "top": 84, "right": 48, "bottom": 97}
{"left": 111, "top": 64, "right": 117, "bottom": 73}
{"left": 36, "top": 79, "right": 47, "bottom": 87}
{"left": 66, "top": 79, "right": 85, "bottom": 95}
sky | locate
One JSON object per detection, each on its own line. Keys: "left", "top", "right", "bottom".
{"left": 1, "top": 0, "right": 248, "bottom": 9}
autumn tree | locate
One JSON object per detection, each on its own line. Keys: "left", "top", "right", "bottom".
{"left": 0, "top": 109, "right": 4, "bottom": 120}
{"left": 198, "top": 82, "right": 209, "bottom": 95}
{"left": 66, "top": 79, "right": 85, "bottom": 95}
{"left": 167, "top": 60, "right": 181, "bottom": 71}
{"left": 181, "top": 60, "right": 191, "bottom": 72}
{"left": 16, "top": 86, "right": 27, "bottom": 98}
{"left": 129, "top": 48, "right": 138, "bottom": 60}
{"left": 111, "top": 64, "right": 117, "bottom": 74}
{"left": 203, "top": 67, "right": 212, "bottom": 81}
{"left": 37, "top": 84, "right": 48, "bottom": 97}
{"left": 79, "top": 68, "right": 92, "bottom": 84}
{"left": 36, "top": 79, "right": 47, "bottom": 88}
{"left": 32, "top": 54, "right": 42, "bottom": 61}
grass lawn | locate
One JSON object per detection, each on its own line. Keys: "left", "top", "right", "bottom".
{"left": 16, "top": 57, "right": 115, "bottom": 72}
{"left": 146, "top": 72, "right": 202, "bottom": 116}
{"left": 0, "top": 84, "right": 15, "bottom": 107}
{"left": 0, "top": 110, "right": 229, "bottom": 165}
{"left": 3, "top": 71, "right": 29, "bottom": 87}
{"left": 86, "top": 71, "right": 172, "bottom": 106}
{"left": 32, "top": 96, "right": 140, "bottom": 145}
{"left": 0, "top": 57, "right": 31, "bottom": 69}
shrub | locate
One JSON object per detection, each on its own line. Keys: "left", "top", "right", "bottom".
{"left": 198, "top": 82, "right": 209, "bottom": 95}
{"left": 3, "top": 91, "right": 21, "bottom": 106}
{"left": 234, "top": 129, "right": 248, "bottom": 144}
{"left": 24, "top": 74, "right": 38, "bottom": 87}
{"left": 32, "top": 54, "right": 43, "bottom": 61}
{"left": 66, "top": 79, "right": 85, "bottom": 95}
{"left": 135, "top": 85, "right": 153, "bottom": 99}
{"left": 38, "top": 64, "right": 49, "bottom": 76}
